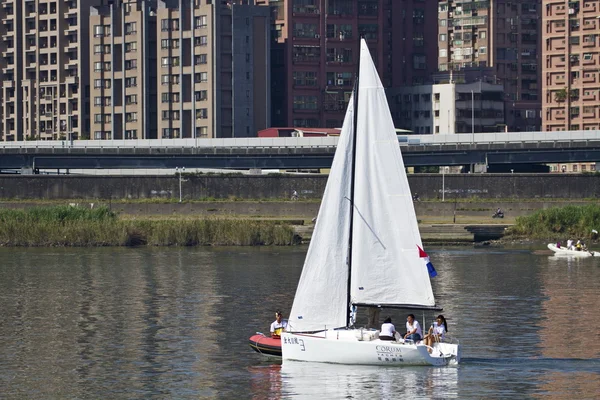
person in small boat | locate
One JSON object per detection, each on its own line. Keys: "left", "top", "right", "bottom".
{"left": 556, "top": 242, "right": 561, "bottom": 249}
{"left": 567, "top": 239, "right": 574, "bottom": 250}
{"left": 270, "top": 310, "right": 288, "bottom": 338}
{"left": 576, "top": 239, "right": 582, "bottom": 251}
{"left": 379, "top": 317, "right": 397, "bottom": 341}
{"left": 422, "top": 315, "right": 448, "bottom": 353}
{"left": 404, "top": 314, "right": 422, "bottom": 342}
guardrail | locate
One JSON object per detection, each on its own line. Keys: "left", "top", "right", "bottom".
{"left": 1, "top": 130, "right": 600, "bottom": 150}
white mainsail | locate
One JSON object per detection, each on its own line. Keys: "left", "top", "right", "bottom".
{"left": 350, "top": 41, "right": 435, "bottom": 308}
{"left": 287, "top": 40, "right": 435, "bottom": 333}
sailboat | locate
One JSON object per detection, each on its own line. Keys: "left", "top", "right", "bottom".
{"left": 280, "top": 39, "right": 461, "bottom": 366}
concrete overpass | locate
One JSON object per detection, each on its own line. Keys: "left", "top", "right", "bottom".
{"left": 1, "top": 131, "right": 599, "bottom": 172}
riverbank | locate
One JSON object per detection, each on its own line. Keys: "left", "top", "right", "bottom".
{"left": 0, "top": 206, "right": 298, "bottom": 247}
{"left": 1, "top": 200, "right": 598, "bottom": 247}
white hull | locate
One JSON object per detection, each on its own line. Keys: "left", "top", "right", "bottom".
{"left": 281, "top": 330, "right": 460, "bottom": 367}
{"left": 547, "top": 243, "right": 599, "bottom": 257}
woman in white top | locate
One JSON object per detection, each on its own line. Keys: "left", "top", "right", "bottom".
{"left": 404, "top": 314, "right": 422, "bottom": 342}
{"left": 423, "top": 314, "right": 448, "bottom": 353}
{"left": 379, "top": 317, "right": 396, "bottom": 341}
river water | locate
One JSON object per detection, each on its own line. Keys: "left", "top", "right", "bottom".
{"left": 0, "top": 246, "right": 598, "bottom": 399}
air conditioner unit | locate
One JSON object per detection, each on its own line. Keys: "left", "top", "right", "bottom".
{"left": 569, "top": 8, "right": 575, "bottom": 14}
{"left": 337, "top": 79, "right": 344, "bottom": 85}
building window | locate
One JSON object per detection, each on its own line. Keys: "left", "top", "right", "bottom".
{"left": 195, "top": 36, "right": 208, "bottom": 46}
{"left": 125, "top": 129, "right": 137, "bottom": 139}
{"left": 125, "top": 42, "right": 137, "bottom": 52}
{"left": 125, "top": 94, "right": 137, "bottom": 105}
{"left": 125, "top": 77, "right": 137, "bottom": 87}
{"left": 125, "top": 113, "right": 138, "bottom": 122}
{"left": 195, "top": 90, "right": 208, "bottom": 101}
{"left": 439, "top": 49, "right": 447, "bottom": 58}
{"left": 196, "top": 72, "right": 208, "bottom": 82}
{"left": 195, "top": 54, "right": 207, "bottom": 65}
{"left": 439, "top": 34, "right": 446, "bottom": 42}
{"left": 94, "top": 62, "right": 102, "bottom": 72}
{"left": 94, "top": 25, "right": 104, "bottom": 37}
{"left": 125, "top": 59, "right": 137, "bottom": 70}
{"left": 161, "top": 19, "right": 179, "bottom": 31}
{"left": 196, "top": 108, "right": 208, "bottom": 119}
{"left": 125, "top": 22, "right": 137, "bottom": 35}
{"left": 195, "top": 16, "right": 207, "bottom": 29}
{"left": 197, "top": 126, "right": 208, "bottom": 137}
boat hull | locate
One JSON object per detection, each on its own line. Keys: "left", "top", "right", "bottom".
{"left": 249, "top": 334, "right": 282, "bottom": 357}
{"left": 281, "top": 330, "right": 460, "bottom": 367}
{"left": 547, "top": 243, "right": 599, "bottom": 257}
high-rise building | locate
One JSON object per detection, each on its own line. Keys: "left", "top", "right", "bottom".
{"left": 256, "top": 0, "right": 438, "bottom": 129}
{"left": 437, "top": 0, "right": 541, "bottom": 132}
{"left": 0, "top": 0, "right": 97, "bottom": 141}
{"left": 90, "top": 0, "right": 156, "bottom": 140}
{"left": 0, "top": 0, "right": 22, "bottom": 141}
{"left": 90, "top": 0, "right": 269, "bottom": 140}
{"left": 542, "top": 0, "right": 600, "bottom": 131}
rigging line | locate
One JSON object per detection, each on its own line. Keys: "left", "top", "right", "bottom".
{"left": 343, "top": 195, "right": 386, "bottom": 250}
{"left": 346, "top": 37, "right": 361, "bottom": 328}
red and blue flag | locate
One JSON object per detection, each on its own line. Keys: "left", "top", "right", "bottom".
{"left": 417, "top": 245, "right": 437, "bottom": 278}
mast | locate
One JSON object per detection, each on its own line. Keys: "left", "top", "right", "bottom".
{"left": 346, "top": 38, "right": 360, "bottom": 328}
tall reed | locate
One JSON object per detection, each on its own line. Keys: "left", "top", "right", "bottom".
{"left": 0, "top": 206, "right": 298, "bottom": 246}
{"left": 509, "top": 204, "right": 600, "bottom": 239}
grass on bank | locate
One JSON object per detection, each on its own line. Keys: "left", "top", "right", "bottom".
{"left": 0, "top": 206, "right": 298, "bottom": 247}
{"left": 508, "top": 204, "right": 600, "bottom": 240}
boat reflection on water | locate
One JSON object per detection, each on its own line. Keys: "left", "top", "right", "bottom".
{"left": 247, "top": 364, "right": 283, "bottom": 400}
{"left": 280, "top": 361, "right": 459, "bottom": 399}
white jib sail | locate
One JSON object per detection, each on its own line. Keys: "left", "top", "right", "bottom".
{"left": 350, "top": 40, "right": 435, "bottom": 308}
{"left": 286, "top": 97, "right": 355, "bottom": 332}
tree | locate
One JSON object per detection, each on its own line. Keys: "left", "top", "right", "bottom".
{"left": 554, "top": 88, "right": 568, "bottom": 104}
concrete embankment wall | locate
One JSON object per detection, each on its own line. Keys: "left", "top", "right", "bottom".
{"left": 1, "top": 173, "right": 600, "bottom": 200}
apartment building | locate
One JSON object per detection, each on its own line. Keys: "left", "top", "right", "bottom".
{"left": 437, "top": 0, "right": 541, "bottom": 132}
{"left": 0, "top": 0, "right": 95, "bottom": 141}
{"left": 90, "top": 0, "right": 155, "bottom": 140}
{"left": 0, "top": 0, "right": 21, "bottom": 141}
{"left": 392, "top": 81, "right": 505, "bottom": 134}
{"left": 256, "top": 0, "right": 438, "bottom": 128}
{"left": 89, "top": 0, "right": 269, "bottom": 139}
{"left": 543, "top": 0, "right": 600, "bottom": 131}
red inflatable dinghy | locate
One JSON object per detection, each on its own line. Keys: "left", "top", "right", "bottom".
{"left": 248, "top": 334, "right": 282, "bottom": 357}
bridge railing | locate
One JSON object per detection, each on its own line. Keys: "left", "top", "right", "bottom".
{"left": 1, "top": 131, "right": 600, "bottom": 150}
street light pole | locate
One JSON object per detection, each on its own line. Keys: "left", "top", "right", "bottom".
{"left": 176, "top": 167, "right": 185, "bottom": 202}
{"left": 442, "top": 167, "right": 445, "bottom": 202}
{"left": 471, "top": 89, "right": 475, "bottom": 143}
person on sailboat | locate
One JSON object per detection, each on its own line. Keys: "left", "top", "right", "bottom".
{"left": 422, "top": 315, "right": 448, "bottom": 353}
{"left": 270, "top": 311, "right": 288, "bottom": 338}
{"left": 404, "top": 314, "right": 422, "bottom": 342}
{"left": 379, "top": 317, "right": 397, "bottom": 341}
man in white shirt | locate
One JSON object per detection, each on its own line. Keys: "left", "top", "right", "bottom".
{"left": 404, "top": 313, "right": 422, "bottom": 342}
{"left": 270, "top": 311, "right": 288, "bottom": 337}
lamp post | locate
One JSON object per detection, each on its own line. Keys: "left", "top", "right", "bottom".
{"left": 175, "top": 167, "right": 185, "bottom": 202}
{"left": 471, "top": 89, "right": 475, "bottom": 143}
{"left": 442, "top": 167, "right": 445, "bottom": 202}
{"left": 442, "top": 166, "right": 449, "bottom": 202}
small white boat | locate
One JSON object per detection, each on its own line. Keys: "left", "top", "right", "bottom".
{"left": 281, "top": 39, "right": 460, "bottom": 367}
{"left": 547, "top": 243, "right": 600, "bottom": 257}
